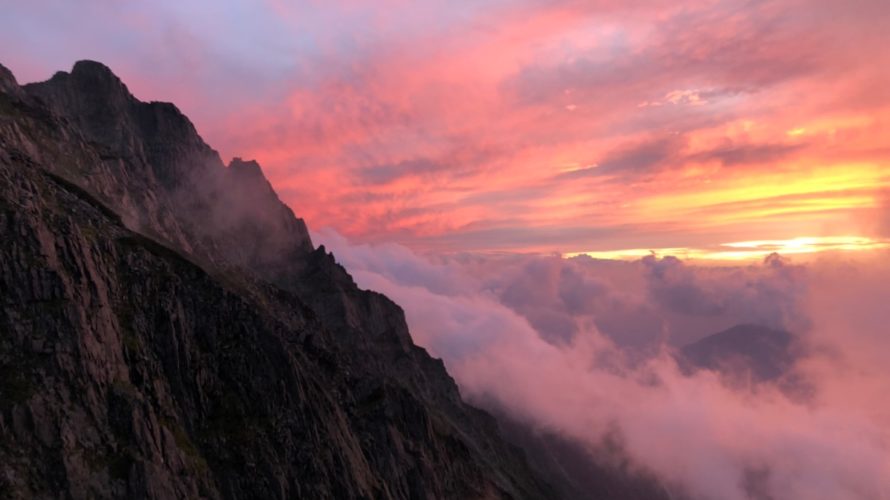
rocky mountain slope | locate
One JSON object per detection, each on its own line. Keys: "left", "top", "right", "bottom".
{"left": 0, "top": 61, "right": 556, "bottom": 499}
{"left": 487, "top": 406, "right": 674, "bottom": 500}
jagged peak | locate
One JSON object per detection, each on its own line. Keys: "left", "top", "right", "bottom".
{"left": 23, "top": 60, "right": 213, "bottom": 175}
{"left": 71, "top": 59, "right": 116, "bottom": 77}
{"left": 226, "top": 157, "right": 287, "bottom": 207}
{"left": 39, "top": 61, "right": 192, "bottom": 126}
{"left": 228, "top": 157, "right": 265, "bottom": 178}
{"left": 70, "top": 60, "right": 126, "bottom": 89}
{"left": 0, "top": 62, "right": 23, "bottom": 98}
{"left": 36, "top": 60, "right": 134, "bottom": 103}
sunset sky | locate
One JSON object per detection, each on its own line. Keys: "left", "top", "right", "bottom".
{"left": 3, "top": 0, "right": 889, "bottom": 259}
{"left": 5, "top": 5, "right": 890, "bottom": 497}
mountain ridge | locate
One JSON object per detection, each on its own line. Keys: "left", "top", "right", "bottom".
{"left": 0, "top": 60, "right": 676, "bottom": 499}
{"left": 0, "top": 60, "right": 556, "bottom": 499}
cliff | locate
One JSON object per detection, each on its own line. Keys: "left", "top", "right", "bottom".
{"left": 0, "top": 61, "right": 552, "bottom": 499}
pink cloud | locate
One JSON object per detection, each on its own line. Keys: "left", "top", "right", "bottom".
{"left": 318, "top": 228, "right": 890, "bottom": 499}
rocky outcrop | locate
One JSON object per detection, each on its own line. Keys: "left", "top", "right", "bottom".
{"left": 0, "top": 61, "right": 553, "bottom": 499}
{"left": 0, "top": 64, "right": 23, "bottom": 100}
{"left": 21, "top": 61, "right": 313, "bottom": 269}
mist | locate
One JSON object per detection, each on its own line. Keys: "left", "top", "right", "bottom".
{"left": 316, "top": 228, "right": 890, "bottom": 500}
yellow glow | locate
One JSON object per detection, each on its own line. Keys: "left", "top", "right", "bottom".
{"left": 565, "top": 236, "right": 890, "bottom": 262}
{"left": 691, "top": 194, "right": 876, "bottom": 224}
{"left": 565, "top": 247, "right": 698, "bottom": 260}
{"left": 634, "top": 164, "right": 890, "bottom": 227}
{"left": 787, "top": 127, "right": 807, "bottom": 136}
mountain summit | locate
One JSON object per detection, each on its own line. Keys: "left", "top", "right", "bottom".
{"left": 0, "top": 61, "right": 554, "bottom": 499}
{"left": 0, "top": 60, "right": 681, "bottom": 500}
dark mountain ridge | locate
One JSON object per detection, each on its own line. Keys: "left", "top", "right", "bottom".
{"left": 0, "top": 60, "right": 554, "bottom": 499}
{"left": 0, "top": 60, "right": 675, "bottom": 499}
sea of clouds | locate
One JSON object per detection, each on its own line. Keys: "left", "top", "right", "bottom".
{"left": 316, "top": 228, "right": 890, "bottom": 500}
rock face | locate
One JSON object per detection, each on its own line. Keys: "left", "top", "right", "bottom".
{"left": 0, "top": 61, "right": 554, "bottom": 499}
{"left": 487, "top": 407, "right": 674, "bottom": 500}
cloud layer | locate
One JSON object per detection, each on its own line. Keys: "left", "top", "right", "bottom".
{"left": 3, "top": 0, "right": 889, "bottom": 253}
{"left": 318, "top": 229, "right": 890, "bottom": 500}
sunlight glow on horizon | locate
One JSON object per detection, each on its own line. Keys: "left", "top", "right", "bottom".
{"left": 565, "top": 236, "right": 890, "bottom": 263}
{"left": 634, "top": 164, "right": 889, "bottom": 223}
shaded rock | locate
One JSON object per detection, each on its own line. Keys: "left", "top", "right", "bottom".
{"left": 0, "top": 63, "right": 23, "bottom": 99}
{"left": 1, "top": 60, "right": 554, "bottom": 499}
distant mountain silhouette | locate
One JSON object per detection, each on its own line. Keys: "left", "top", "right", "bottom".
{"left": 679, "top": 324, "right": 795, "bottom": 382}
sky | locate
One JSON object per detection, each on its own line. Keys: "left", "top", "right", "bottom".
{"left": 4, "top": 3, "right": 890, "bottom": 498}
{"left": 3, "top": 0, "right": 889, "bottom": 259}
